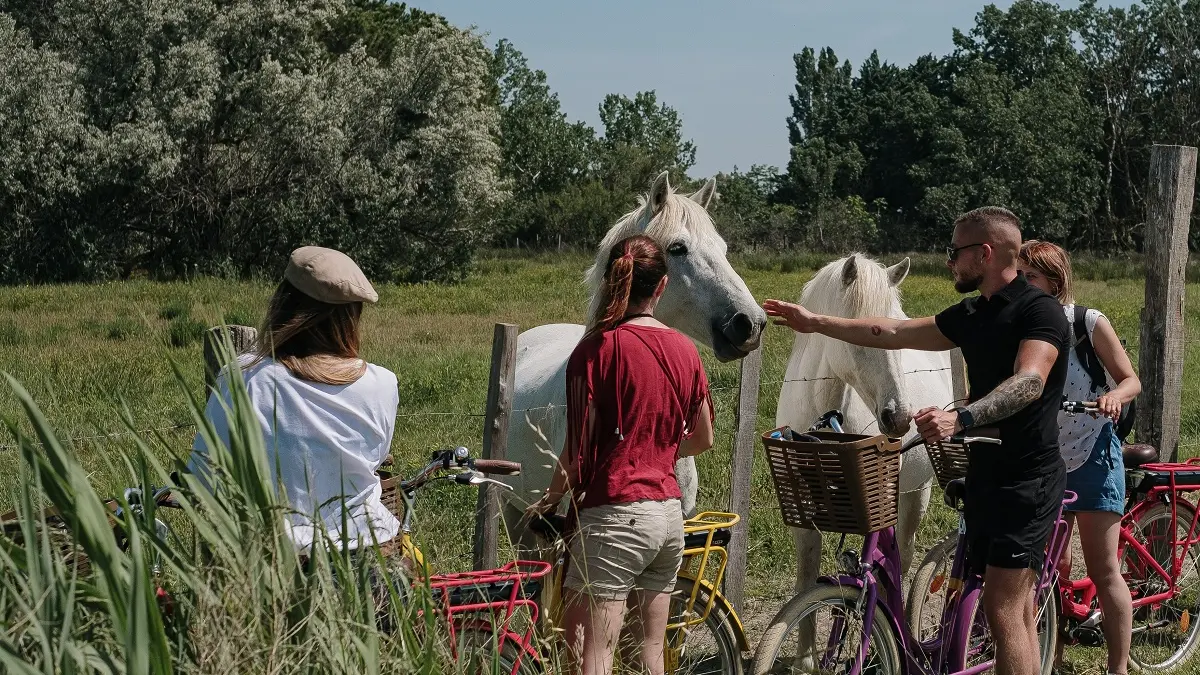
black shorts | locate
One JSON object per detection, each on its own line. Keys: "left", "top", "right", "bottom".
{"left": 964, "top": 464, "right": 1067, "bottom": 576}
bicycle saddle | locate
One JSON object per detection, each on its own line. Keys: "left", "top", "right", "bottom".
{"left": 530, "top": 513, "right": 568, "bottom": 540}
{"left": 1122, "top": 443, "right": 1158, "bottom": 468}
{"left": 943, "top": 478, "right": 968, "bottom": 511}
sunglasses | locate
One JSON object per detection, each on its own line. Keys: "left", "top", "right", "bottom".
{"left": 946, "top": 243, "right": 985, "bottom": 262}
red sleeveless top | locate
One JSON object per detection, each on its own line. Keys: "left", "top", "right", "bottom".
{"left": 565, "top": 323, "right": 712, "bottom": 509}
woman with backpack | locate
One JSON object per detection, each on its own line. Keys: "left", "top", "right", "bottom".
{"left": 1018, "top": 240, "right": 1141, "bottom": 675}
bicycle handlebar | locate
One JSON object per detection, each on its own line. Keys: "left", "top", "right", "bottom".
{"left": 401, "top": 447, "right": 523, "bottom": 493}
{"left": 1061, "top": 399, "right": 1098, "bottom": 415}
{"left": 899, "top": 432, "right": 1002, "bottom": 454}
{"left": 472, "top": 459, "right": 522, "bottom": 476}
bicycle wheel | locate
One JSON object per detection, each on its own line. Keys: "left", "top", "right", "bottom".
{"left": 906, "top": 529, "right": 959, "bottom": 642}
{"left": 458, "top": 628, "right": 543, "bottom": 675}
{"left": 1125, "top": 501, "right": 1200, "bottom": 672}
{"left": 751, "top": 583, "right": 901, "bottom": 675}
{"left": 665, "top": 577, "right": 744, "bottom": 675}
{"left": 904, "top": 528, "right": 1058, "bottom": 675}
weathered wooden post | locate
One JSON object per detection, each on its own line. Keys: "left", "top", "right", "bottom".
{"left": 473, "top": 323, "right": 519, "bottom": 570}
{"left": 1136, "top": 144, "right": 1197, "bottom": 462}
{"left": 950, "top": 348, "right": 968, "bottom": 404}
{"left": 203, "top": 325, "right": 258, "bottom": 391}
{"left": 724, "top": 346, "right": 762, "bottom": 615}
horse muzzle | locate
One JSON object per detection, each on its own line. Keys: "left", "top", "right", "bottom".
{"left": 712, "top": 312, "right": 766, "bottom": 361}
{"left": 879, "top": 406, "right": 912, "bottom": 437}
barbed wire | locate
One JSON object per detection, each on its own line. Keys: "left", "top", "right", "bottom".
{"left": 0, "top": 423, "right": 196, "bottom": 451}
{"left": 11, "top": 365, "right": 1200, "bottom": 454}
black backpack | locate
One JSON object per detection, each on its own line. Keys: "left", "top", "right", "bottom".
{"left": 1071, "top": 304, "right": 1136, "bottom": 443}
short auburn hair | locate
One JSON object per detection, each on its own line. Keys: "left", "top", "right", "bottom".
{"left": 1018, "top": 239, "right": 1074, "bottom": 304}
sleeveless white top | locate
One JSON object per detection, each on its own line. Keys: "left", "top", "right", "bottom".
{"left": 1058, "top": 304, "right": 1117, "bottom": 472}
{"left": 188, "top": 354, "right": 401, "bottom": 552}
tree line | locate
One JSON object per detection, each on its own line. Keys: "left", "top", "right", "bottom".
{"left": 1, "top": 0, "right": 1198, "bottom": 285}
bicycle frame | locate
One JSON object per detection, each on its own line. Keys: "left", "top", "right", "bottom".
{"left": 424, "top": 561, "right": 552, "bottom": 671}
{"left": 666, "top": 512, "right": 752, "bottom": 667}
{"left": 818, "top": 524, "right": 988, "bottom": 675}
{"left": 1056, "top": 478, "right": 1200, "bottom": 627}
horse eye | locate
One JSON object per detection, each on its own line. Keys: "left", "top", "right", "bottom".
{"left": 667, "top": 243, "right": 688, "bottom": 256}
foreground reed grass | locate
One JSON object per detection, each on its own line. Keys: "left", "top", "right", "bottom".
{"left": 0, "top": 338, "right": 530, "bottom": 672}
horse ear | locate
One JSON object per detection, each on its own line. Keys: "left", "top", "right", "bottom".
{"left": 887, "top": 257, "right": 911, "bottom": 287}
{"left": 650, "top": 171, "right": 671, "bottom": 216}
{"left": 687, "top": 178, "right": 718, "bottom": 209}
{"left": 841, "top": 255, "right": 858, "bottom": 286}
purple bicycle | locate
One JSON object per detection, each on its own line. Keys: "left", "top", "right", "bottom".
{"left": 751, "top": 429, "right": 1071, "bottom": 675}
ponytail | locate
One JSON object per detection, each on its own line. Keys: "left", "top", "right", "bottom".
{"left": 585, "top": 235, "right": 667, "bottom": 339}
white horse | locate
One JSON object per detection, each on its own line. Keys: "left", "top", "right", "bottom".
{"left": 501, "top": 171, "right": 767, "bottom": 553}
{"left": 776, "top": 254, "right": 954, "bottom": 594}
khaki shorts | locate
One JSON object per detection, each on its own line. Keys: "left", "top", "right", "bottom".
{"left": 565, "top": 499, "right": 684, "bottom": 601}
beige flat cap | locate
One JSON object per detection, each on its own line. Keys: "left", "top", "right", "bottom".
{"left": 284, "top": 246, "right": 379, "bottom": 304}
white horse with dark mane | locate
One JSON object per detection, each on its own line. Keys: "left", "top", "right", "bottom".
{"left": 501, "top": 172, "right": 767, "bottom": 553}
{"left": 776, "top": 254, "right": 954, "bottom": 592}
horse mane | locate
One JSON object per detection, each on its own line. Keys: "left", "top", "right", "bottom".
{"left": 800, "top": 253, "right": 906, "bottom": 320}
{"left": 583, "top": 185, "right": 721, "bottom": 320}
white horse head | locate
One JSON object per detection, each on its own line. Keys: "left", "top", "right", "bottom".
{"left": 584, "top": 172, "right": 766, "bottom": 361}
{"left": 799, "top": 253, "right": 914, "bottom": 436}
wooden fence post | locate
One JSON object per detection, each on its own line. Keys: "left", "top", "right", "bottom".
{"left": 949, "top": 348, "right": 968, "bottom": 404}
{"left": 1136, "top": 144, "right": 1197, "bottom": 462}
{"left": 724, "top": 347, "right": 762, "bottom": 615}
{"left": 473, "top": 323, "right": 519, "bottom": 570}
{"left": 203, "top": 325, "right": 258, "bottom": 391}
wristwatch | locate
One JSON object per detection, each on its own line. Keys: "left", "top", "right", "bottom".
{"left": 953, "top": 407, "right": 974, "bottom": 431}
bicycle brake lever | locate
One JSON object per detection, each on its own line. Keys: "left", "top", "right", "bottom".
{"left": 456, "top": 471, "right": 514, "bottom": 491}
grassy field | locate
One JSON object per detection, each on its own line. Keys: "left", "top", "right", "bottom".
{"left": 2, "top": 250, "right": 1199, "bottom": 614}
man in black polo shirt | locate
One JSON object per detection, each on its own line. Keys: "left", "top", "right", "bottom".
{"left": 763, "top": 206, "right": 1068, "bottom": 675}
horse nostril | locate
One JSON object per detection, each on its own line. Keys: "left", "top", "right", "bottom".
{"left": 724, "top": 312, "right": 756, "bottom": 346}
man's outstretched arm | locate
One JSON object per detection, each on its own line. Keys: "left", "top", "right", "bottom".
{"left": 763, "top": 299, "right": 956, "bottom": 352}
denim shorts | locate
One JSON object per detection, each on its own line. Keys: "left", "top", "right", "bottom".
{"left": 1064, "top": 422, "right": 1125, "bottom": 515}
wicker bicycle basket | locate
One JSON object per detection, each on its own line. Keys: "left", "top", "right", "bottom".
{"left": 925, "top": 440, "right": 970, "bottom": 490}
{"left": 0, "top": 501, "right": 121, "bottom": 578}
{"left": 761, "top": 429, "right": 901, "bottom": 535}
{"left": 377, "top": 469, "right": 407, "bottom": 521}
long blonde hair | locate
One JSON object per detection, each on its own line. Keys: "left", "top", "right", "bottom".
{"left": 252, "top": 280, "right": 367, "bottom": 385}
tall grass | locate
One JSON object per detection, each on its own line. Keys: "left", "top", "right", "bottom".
{"left": 0, "top": 337, "right": 512, "bottom": 672}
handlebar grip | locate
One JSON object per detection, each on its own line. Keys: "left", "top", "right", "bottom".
{"left": 473, "top": 459, "right": 522, "bottom": 475}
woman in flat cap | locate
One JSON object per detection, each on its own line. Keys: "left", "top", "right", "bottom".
{"left": 187, "top": 246, "right": 400, "bottom": 554}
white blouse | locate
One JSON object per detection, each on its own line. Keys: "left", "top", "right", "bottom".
{"left": 1057, "top": 304, "right": 1117, "bottom": 472}
{"left": 188, "top": 355, "right": 401, "bottom": 551}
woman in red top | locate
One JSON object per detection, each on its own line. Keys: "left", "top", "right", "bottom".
{"left": 527, "top": 234, "right": 715, "bottom": 675}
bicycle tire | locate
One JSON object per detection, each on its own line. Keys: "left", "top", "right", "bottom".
{"left": 1125, "top": 500, "right": 1200, "bottom": 672}
{"left": 666, "top": 577, "right": 745, "bottom": 675}
{"left": 750, "top": 583, "right": 901, "bottom": 675}
{"left": 905, "top": 529, "right": 959, "bottom": 641}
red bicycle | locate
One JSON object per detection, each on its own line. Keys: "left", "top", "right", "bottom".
{"left": 381, "top": 447, "right": 550, "bottom": 673}
{"left": 1052, "top": 445, "right": 1200, "bottom": 671}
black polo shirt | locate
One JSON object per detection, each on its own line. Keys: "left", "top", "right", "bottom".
{"left": 934, "top": 272, "right": 1069, "bottom": 481}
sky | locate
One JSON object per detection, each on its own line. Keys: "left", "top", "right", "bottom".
{"left": 415, "top": 0, "right": 1130, "bottom": 177}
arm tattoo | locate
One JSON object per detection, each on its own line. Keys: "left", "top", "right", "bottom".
{"left": 964, "top": 372, "right": 1044, "bottom": 427}
{"left": 870, "top": 325, "right": 883, "bottom": 336}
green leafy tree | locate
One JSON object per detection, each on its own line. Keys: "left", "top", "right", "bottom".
{"left": 0, "top": 0, "right": 503, "bottom": 283}
{"left": 595, "top": 91, "right": 697, "bottom": 192}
